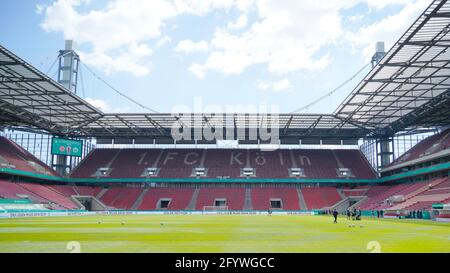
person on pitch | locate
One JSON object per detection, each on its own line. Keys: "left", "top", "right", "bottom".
{"left": 333, "top": 209, "right": 338, "bottom": 224}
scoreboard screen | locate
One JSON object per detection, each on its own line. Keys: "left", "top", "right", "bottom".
{"left": 51, "top": 138, "right": 83, "bottom": 157}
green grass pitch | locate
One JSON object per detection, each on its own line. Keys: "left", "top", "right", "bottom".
{"left": 0, "top": 214, "right": 449, "bottom": 253}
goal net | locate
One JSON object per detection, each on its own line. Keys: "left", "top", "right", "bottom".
{"left": 202, "top": 206, "right": 229, "bottom": 213}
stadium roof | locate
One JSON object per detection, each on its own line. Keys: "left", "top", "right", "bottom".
{"left": 78, "top": 113, "right": 370, "bottom": 140}
{"left": 0, "top": 45, "right": 371, "bottom": 140}
{"left": 0, "top": 44, "right": 103, "bottom": 135}
{"left": 335, "top": 0, "right": 450, "bottom": 136}
{"left": 1, "top": 0, "right": 450, "bottom": 140}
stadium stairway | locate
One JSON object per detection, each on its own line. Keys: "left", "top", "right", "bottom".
{"left": 336, "top": 189, "right": 346, "bottom": 199}
{"left": 107, "top": 150, "right": 122, "bottom": 168}
{"left": 186, "top": 188, "right": 200, "bottom": 210}
{"left": 131, "top": 188, "right": 148, "bottom": 210}
{"left": 244, "top": 187, "right": 252, "bottom": 210}
{"left": 331, "top": 196, "right": 366, "bottom": 213}
{"left": 96, "top": 188, "right": 109, "bottom": 199}
{"left": 331, "top": 150, "right": 344, "bottom": 169}
{"left": 348, "top": 196, "right": 368, "bottom": 211}
{"left": 296, "top": 188, "right": 308, "bottom": 210}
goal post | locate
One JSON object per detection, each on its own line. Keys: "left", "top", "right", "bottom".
{"left": 202, "top": 206, "right": 229, "bottom": 213}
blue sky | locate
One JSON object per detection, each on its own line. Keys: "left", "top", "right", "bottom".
{"left": 0, "top": 0, "right": 432, "bottom": 114}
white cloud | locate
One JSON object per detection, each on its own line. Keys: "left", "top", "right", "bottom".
{"left": 348, "top": 13, "right": 365, "bottom": 22}
{"left": 39, "top": 0, "right": 247, "bottom": 77}
{"left": 185, "top": 0, "right": 432, "bottom": 78}
{"left": 227, "top": 14, "right": 248, "bottom": 29}
{"left": 36, "top": 4, "right": 45, "bottom": 14}
{"left": 40, "top": 0, "right": 179, "bottom": 76}
{"left": 257, "top": 81, "right": 270, "bottom": 91}
{"left": 347, "top": 0, "right": 430, "bottom": 60}
{"left": 156, "top": 36, "right": 172, "bottom": 47}
{"left": 272, "top": 79, "right": 292, "bottom": 92}
{"left": 38, "top": 0, "right": 431, "bottom": 79}
{"left": 192, "top": 1, "right": 351, "bottom": 78}
{"left": 365, "top": 0, "right": 414, "bottom": 10}
{"left": 84, "top": 97, "right": 110, "bottom": 112}
{"left": 188, "top": 63, "right": 207, "bottom": 79}
{"left": 257, "top": 78, "right": 292, "bottom": 92}
{"left": 175, "top": 40, "right": 209, "bottom": 54}
{"left": 85, "top": 97, "right": 130, "bottom": 112}
{"left": 79, "top": 44, "right": 153, "bottom": 76}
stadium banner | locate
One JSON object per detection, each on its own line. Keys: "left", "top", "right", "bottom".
{"left": 0, "top": 210, "right": 315, "bottom": 218}
{"left": 0, "top": 198, "right": 31, "bottom": 204}
{"left": 51, "top": 137, "right": 83, "bottom": 157}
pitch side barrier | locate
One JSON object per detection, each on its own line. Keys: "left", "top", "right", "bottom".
{"left": 0, "top": 210, "right": 317, "bottom": 219}
{"left": 3, "top": 210, "right": 448, "bottom": 221}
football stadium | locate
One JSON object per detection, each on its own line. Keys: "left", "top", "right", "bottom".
{"left": 0, "top": 0, "right": 450, "bottom": 255}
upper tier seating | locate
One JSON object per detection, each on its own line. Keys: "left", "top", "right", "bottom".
{"left": 0, "top": 137, "right": 58, "bottom": 176}
{"left": 108, "top": 149, "right": 162, "bottom": 178}
{"left": 389, "top": 129, "right": 450, "bottom": 166}
{"left": 71, "top": 148, "right": 376, "bottom": 179}
{"left": 334, "top": 150, "right": 377, "bottom": 179}
{"left": 204, "top": 149, "right": 242, "bottom": 178}
{"left": 291, "top": 150, "right": 338, "bottom": 178}
{"left": 157, "top": 149, "right": 202, "bottom": 178}
{"left": 70, "top": 149, "right": 120, "bottom": 178}
{"left": 249, "top": 150, "right": 292, "bottom": 178}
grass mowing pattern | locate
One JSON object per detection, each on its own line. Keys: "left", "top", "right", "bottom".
{"left": 0, "top": 214, "right": 449, "bottom": 253}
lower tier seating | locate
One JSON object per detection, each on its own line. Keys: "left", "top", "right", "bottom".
{"left": 195, "top": 188, "right": 245, "bottom": 210}
{"left": 301, "top": 187, "right": 342, "bottom": 210}
{"left": 251, "top": 187, "right": 300, "bottom": 210}
{"left": 0, "top": 178, "right": 448, "bottom": 211}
